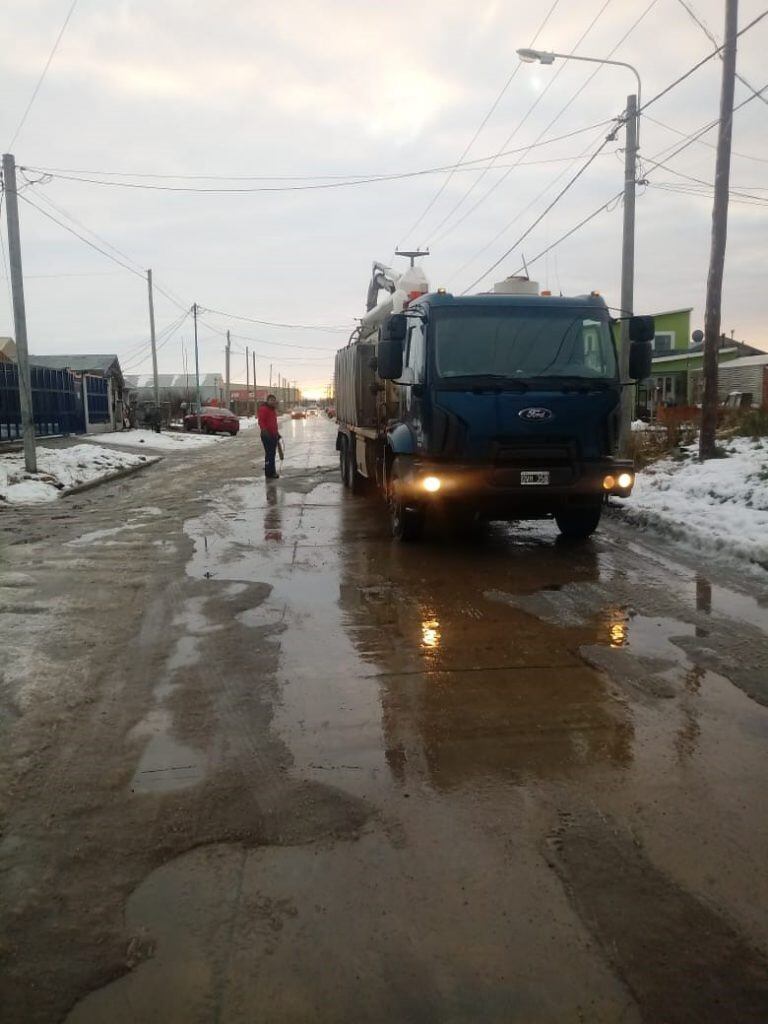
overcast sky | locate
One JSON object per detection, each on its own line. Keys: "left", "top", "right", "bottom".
{"left": 1, "top": 0, "right": 766, "bottom": 395}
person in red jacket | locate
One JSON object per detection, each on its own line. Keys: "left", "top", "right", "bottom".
{"left": 257, "top": 394, "right": 281, "bottom": 478}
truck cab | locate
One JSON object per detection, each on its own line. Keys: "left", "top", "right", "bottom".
{"left": 335, "top": 271, "right": 653, "bottom": 542}
{"left": 373, "top": 290, "right": 652, "bottom": 540}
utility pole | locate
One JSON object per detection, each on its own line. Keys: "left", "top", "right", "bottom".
{"left": 2, "top": 153, "right": 37, "bottom": 472}
{"left": 252, "top": 351, "right": 256, "bottom": 410}
{"left": 269, "top": 364, "right": 273, "bottom": 390}
{"left": 192, "top": 302, "right": 202, "bottom": 431}
{"left": 618, "top": 92, "right": 638, "bottom": 456}
{"left": 147, "top": 269, "right": 160, "bottom": 421}
{"left": 225, "top": 331, "right": 231, "bottom": 409}
{"left": 700, "top": 0, "right": 738, "bottom": 460}
{"left": 245, "top": 345, "right": 250, "bottom": 405}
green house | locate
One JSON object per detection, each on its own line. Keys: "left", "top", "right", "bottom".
{"left": 649, "top": 308, "right": 692, "bottom": 356}
{"left": 635, "top": 304, "right": 762, "bottom": 413}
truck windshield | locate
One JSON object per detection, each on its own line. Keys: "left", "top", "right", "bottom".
{"left": 433, "top": 306, "right": 617, "bottom": 381}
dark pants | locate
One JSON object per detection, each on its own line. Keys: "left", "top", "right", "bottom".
{"left": 261, "top": 430, "right": 278, "bottom": 477}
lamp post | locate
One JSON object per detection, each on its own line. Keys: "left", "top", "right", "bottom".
{"left": 517, "top": 48, "right": 642, "bottom": 454}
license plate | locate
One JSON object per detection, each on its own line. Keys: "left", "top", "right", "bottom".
{"left": 521, "top": 471, "right": 550, "bottom": 486}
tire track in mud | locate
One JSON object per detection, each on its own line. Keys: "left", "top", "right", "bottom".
{"left": 546, "top": 808, "right": 768, "bottom": 1023}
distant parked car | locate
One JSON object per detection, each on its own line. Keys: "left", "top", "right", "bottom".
{"left": 291, "top": 408, "right": 307, "bottom": 420}
{"left": 326, "top": 407, "right": 336, "bottom": 419}
{"left": 183, "top": 406, "right": 240, "bottom": 435}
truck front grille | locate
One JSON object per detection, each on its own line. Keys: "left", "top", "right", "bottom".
{"left": 494, "top": 438, "right": 578, "bottom": 467}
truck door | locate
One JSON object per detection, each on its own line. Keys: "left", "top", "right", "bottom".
{"left": 401, "top": 319, "right": 426, "bottom": 448}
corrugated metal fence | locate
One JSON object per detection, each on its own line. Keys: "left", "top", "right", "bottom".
{"left": 84, "top": 374, "right": 110, "bottom": 423}
{"left": 0, "top": 363, "right": 85, "bottom": 440}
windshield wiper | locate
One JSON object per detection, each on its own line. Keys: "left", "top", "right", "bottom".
{"left": 530, "top": 376, "right": 614, "bottom": 393}
{"left": 440, "top": 375, "right": 529, "bottom": 392}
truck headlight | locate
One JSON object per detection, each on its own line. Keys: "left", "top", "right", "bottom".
{"left": 617, "top": 472, "right": 634, "bottom": 489}
{"left": 422, "top": 475, "right": 441, "bottom": 493}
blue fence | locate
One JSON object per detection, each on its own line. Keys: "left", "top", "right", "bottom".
{"left": 0, "top": 362, "right": 86, "bottom": 440}
{"left": 84, "top": 374, "right": 110, "bottom": 423}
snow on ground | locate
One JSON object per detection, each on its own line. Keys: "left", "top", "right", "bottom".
{"left": 619, "top": 436, "right": 768, "bottom": 568}
{"left": 84, "top": 429, "right": 224, "bottom": 451}
{"left": 0, "top": 445, "right": 156, "bottom": 505}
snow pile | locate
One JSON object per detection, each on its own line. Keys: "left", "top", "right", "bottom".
{"left": 620, "top": 437, "right": 768, "bottom": 568}
{"left": 0, "top": 444, "right": 154, "bottom": 505}
{"left": 85, "top": 429, "right": 223, "bottom": 451}
{"left": 239, "top": 416, "right": 258, "bottom": 430}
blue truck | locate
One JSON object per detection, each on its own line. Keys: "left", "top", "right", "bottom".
{"left": 335, "top": 265, "right": 653, "bottom": 541}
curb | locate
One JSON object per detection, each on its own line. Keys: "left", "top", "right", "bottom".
{"left": 62, "top": 456, "right": 163, "bottom": 498}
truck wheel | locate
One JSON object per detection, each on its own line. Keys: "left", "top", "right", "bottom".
{"left": 555, "top": 504, "right": 602, "bottom": 540}
{"left": 344, "top": 441, "right": 366, "bottom": 494}
{"left": 389, "top": 461, "right": 424, "bottom": 542}
{"left": 340, "top": 439, "right": 350, "bottom": 487}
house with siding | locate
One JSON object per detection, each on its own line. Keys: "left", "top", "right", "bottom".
{"left": 634, "top": 308, "right": 763, "bottom": 413}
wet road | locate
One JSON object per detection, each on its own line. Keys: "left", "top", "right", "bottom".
{"left": 2, "top": 416, "right": 768, "bottom": 1023}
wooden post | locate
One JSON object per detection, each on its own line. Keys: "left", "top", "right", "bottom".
{"left": 700, "top": 0, "right": 738, "bottom": 460}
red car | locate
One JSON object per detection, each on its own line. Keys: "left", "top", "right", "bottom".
{"left": 183, "top": 406, "right": 240, "bottom": 435}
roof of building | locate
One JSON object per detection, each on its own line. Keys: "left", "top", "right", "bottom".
{"left": 30, "top": 354, "right": 123, "bottom": 377}
{"left": 124, "top": 372, "right": 222, "bottom": 390}
{"left": 692, "top": 353, "right": 768, "bottom": 370}
{"left": 652, "top": 308, "right": 694, "bottom": 318}
{"left": 651, "top": 346, "right": 741, "bottom": 365}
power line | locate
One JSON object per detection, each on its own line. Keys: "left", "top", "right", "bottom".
{"left": 460, "top": 21, "right": 768, "bottom": 295}
{"left": 639, "top": 9, "right": 768, "bottom": 114}
{"left": 649, "top": 182, "right": 768, "bottom": 206}
{"left": 7, "top": 0, "right": 79, "bottom": 150}
{"left": 643, "top": 112, "right": 768, "bottom": 164}
{"left": 643, "top": 159, "right": 768, "bottom": 201}
{"left": 398, "top": 0, "right": 562, "bottom": 245}
{"left": 674, "top": 0, "right": 768, "bottom": 106}
{"left": 473, "top": 77, "right": 768, "bottom": 294}
{"left": 199, "top": 306, "right": 350, "bottom": 333}
{"left": 460, "top": 134, "right": 614, "bottom": 294}
{"left": 502, "top": 193, "right": 624, "bottom": 280}
{"left": 17, "top": 192, "right": 147, "bottom": 279}
{"left": 23, "top": 123, "right": 612, "bottom": 182}
{"left": 431, "top": 0, "right": 658, "bottom": 247}
{"left": 18, "top": 121, "right": 619, "bottom": 196}
{"left": 447, "top": 122, "right": 613, "bottom": 285}
{"left": 23, "top": 180, "right": 147, "bottom": 276}
{"left": 642, "top": 83, "right": 768, "bottom": 176}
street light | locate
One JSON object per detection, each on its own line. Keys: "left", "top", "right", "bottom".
{"left": 516, "top": 47, "right": 642, "bottom": 454}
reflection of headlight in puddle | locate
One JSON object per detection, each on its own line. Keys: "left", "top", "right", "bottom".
{"left": 421, "top": 619, "right": 441, "bottom": 649}
{"left": 609, "top": 621, "right": 628, "bottom": 647}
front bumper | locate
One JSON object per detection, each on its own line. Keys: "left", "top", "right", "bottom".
{"left": 398, "top": 458, "right": 636, "bottom": 509}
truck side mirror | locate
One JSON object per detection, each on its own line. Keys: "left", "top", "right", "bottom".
{"left": 378, "top": 338, "right": 404, "bottom": 379}
{"left": 629, "top": 340, "right": 653, "bottom": 381}
{"left": 382, "top": 313, "right": 407, "bottom": 342}
{"left": 629, "top": 315, "right": 655, "bottom": 343}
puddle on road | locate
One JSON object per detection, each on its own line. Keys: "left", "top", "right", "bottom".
{"left": 174, "top": 419, "right": 768, "bottom": 813}
{"left": 130, "top": 709, "right": 203, "bottom": 794}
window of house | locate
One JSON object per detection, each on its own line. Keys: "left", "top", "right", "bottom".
{"left": 653, "top": 332, "right": 674, "bottom": 353}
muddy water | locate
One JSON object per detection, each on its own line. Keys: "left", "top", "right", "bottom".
{"left": 59, "top": 417, "right": 768, "bottom": 1023}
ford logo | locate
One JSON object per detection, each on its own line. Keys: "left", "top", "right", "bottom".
{"left": 519, "top": 407, "right": 554, "bottom": 422}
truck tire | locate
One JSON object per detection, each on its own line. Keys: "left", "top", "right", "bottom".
{"left": 343, "top": 439, "right": 366, "bottom": 494}
{"left": 555, "top": 504, "right": 602, "bottom": 540}
{"left": 340, "top": 438, "right": 350, "bottom": 487}
{"left": 389, "top": 460, "right": 424, "bottom": 542}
